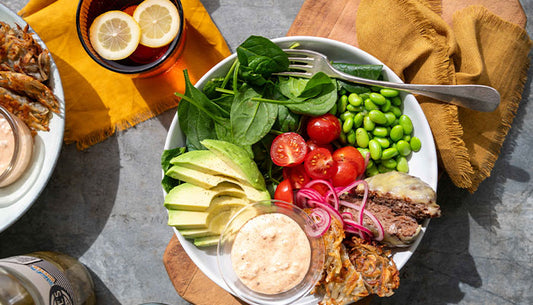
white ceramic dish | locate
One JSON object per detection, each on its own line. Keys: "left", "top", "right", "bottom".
{"left": 163, "top": 36, "right": 438, "bottom": 304}
{"left": 0, "top": 3, "right": 65, "bottom": 232}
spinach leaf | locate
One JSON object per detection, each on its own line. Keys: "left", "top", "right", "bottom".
{"left": 231, "top": 86, "right": 279, "bottom": 145}
{"left": 332, "top": 63, "right": 383, "bottom": 94}
{"left": 332, "top": 63, "right": 383, "bottom": 80}
{"left": 237, "top": 35, "right": 289, "bottom": 75}
{"left": 278, "top": 72, "right": 338, "bottom": 115}
{"left": 161, "top": 147, "right": 186, "bottom": 193}
{"left": 177, "top": 70, "right": 228, "bottom": 150}
{"left": 274, "top": 105, "right": 301, "bottom": 132}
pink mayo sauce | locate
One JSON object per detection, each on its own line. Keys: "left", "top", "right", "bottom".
{"left": 231, "top": 213, "right": 311, "bottom": 294}
{"left": 0, "top": 112, "right": 33, "bottom": 187}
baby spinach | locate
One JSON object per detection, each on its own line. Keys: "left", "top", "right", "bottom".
{"left": 278, "top": 72, "right": 337, "bottom": 115}
{"left": 332, "top": 63, "right": 383, "bottom": 94}
{"left": 230, "top": 86, "right": 279, "bottom": 145}
{"left": 237, "top": 36, "right": 289, "bottom": 86}
{"left": 161, "top": 147, "right": 186, "bottom": 192}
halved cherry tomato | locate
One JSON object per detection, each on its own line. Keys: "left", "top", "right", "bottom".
{"left": 332, "top": 146, "right": 365, "bottom": 175}
{"left": 306, "top": 139, "right": 334, "bottom": 153}
{"left": 310, "top": 183, "right": 330, "bottom": 196}
{"left": 306, "top": 113, "right": 341, "bottom": 144}
{"left": 283, "top": 164, "right": 311, "bottom": 189}
{"left": 270, "top": 132, "right": 307, "bottom": 167}
{"left": 274, "top": 179, "right": 294, "bottom": 204}
{"left": 304, "top": 147, "right": 337, "bottom": 180}
{"left": 332, "top": 160, "right": 359, "bottom": 187}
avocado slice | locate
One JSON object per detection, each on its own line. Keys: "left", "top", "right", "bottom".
{"left": 164, "top": 182, "right": 247, "bottom": 211}
{"left": 201, "top": 139, "right": 266, "bottom": 190}
{"left": 179, "top": 228, "right": 215, "bottom": 239}
{"left": 193, "top": 235, "right": 220, "bottom": 247}
{"left": 167, "top": 210, "right": 208, "bottom": 229}
{"left": 165, "top": 165, "right": 270, "bottom": 202}
{"left": 171, "top": 150, "right": 249, "bottom": 183}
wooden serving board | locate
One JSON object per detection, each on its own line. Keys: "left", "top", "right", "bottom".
{"left": 163, "top": 1, "right": 526, "bottom": 304}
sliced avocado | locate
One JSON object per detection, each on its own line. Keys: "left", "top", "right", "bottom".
{"left": 165, "top": 165, "right": 270, "bottom": 202}
{"left": 164, "top": 182, "right": 246, "bottom": 211}
{"left": 201, "top": 139, "right": 266, "bottom": 190}
{"left": 167, "top": 210, "right": 208, "bottom": 229}
{"left": 171, "top": 150, "right": 249, "bottom": 183}
{"left": 193, "top": 235, "right": 220, "bottom": 247}
{"left": 179, "top": 228, "right": 215, "bottom": 239}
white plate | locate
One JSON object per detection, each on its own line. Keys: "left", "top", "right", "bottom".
{"left": 0, "top": 3, "right": 65, "bottom": 232}
{"left": 164, "top": 36, "right": 438, "bottom": 303}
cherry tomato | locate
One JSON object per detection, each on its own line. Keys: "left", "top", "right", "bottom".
{"left": 311, "top": 183, "right": 330, "bottom": 196}
{"left": 332, "top": 161, "right": 359, "bottom": 187}
{"left": 274, "top": 179, "right": 294, "bottom": 204}
{"left": 270, "top": 132, "right": 308, "bottom": 167}
{"left": 304, "top": 147, "right": 337, "bottom": 180}
{"left": 306, "top": 114, "right": 341, "bottom": 144}
{"left": 332, "top": 146, "right": 365, "bottom": 175}
{"left": 283, "top": 164, "right": 311, "bottom": 189}
{"left": 306, "top": 139, "right": 334, "bottom": 153}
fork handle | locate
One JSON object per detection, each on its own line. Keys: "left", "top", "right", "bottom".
{"left": 337, "top": 73, "right": 500, "bottom": 112}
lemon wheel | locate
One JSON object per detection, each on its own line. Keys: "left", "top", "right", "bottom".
{"left": 133, "top": 0, "right": 181, "bottom": 48}
{"left": 89, "top": 11, "right": 141, "bottom": 61}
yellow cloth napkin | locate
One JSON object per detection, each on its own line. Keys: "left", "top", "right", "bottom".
{"left": 356, "top": 0, "right": 531, "bottom": 192}
{"left": 19, "top": 0, "right": 231, "bottom": 149}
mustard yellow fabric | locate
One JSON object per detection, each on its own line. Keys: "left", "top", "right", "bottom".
{"left": 356, "top": 0, "right": 531, "bottom": 192}
{"left": 19, "top": 0, "right": 231, "bottom": 149}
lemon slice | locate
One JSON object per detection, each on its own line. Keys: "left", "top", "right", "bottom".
{"left": 133, "top": 0, "right": 180, "bottom": 48}
{"left": 89, "top": 11, "right": 141, "bottom": 60}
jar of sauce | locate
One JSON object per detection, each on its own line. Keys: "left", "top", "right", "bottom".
{"left": 0, "top": 106, "right": 33, "bottom": 188}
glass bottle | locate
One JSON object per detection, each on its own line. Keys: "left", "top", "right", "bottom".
{"left": 0, "top": 251, "right": 95, "bottom": 305}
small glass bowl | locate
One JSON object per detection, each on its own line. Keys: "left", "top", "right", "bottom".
{"left": 217, "top": 200, "right": 325, "bottom": 305}
{"left": 76, "top": 0, "right": 186, "bottom": 78}
{"left": 0, "top": 106, "right": 33, "bottom": 188}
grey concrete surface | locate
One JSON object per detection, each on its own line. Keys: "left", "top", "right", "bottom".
{"left": 0, "top": 0, "right": 532, "bottom": 304}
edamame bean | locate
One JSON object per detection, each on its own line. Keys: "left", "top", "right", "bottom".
{"left": 390, "top": 105, "right": 402, "bottom": 118}
{"left": 373, "top": 137, "right": 390, "bottom": 148}
{"left": 372, "top": 126, "right": 388, "bottom": 138}
{"left": 353, "top": 112, "right": 364, "bottom": 128}
{"left": 340, "top": 111, "right": 354, "bottom": 121}
{"left": 382, "top": 158, "right": 398, "bottom": 169}
{"left": 384, "top": 112, "right": 396, "bottom": 126}
{"left": 338, "top": 95, "right": 348, "bottom": 113}
{"left": 356, "top": 128, "right": 370, "bottom": 148}
{"left": 366, "top": 160, "right": 375, "bottom": 169}
{"left": 363, "top": 116, "right": 375, "bottom": 131}
{"left": 390, "top": 125, "right": 404, "bottom": 142}
{"left": 357, "top": 148, "right": 370, "bottom": 160}
{"left": 381, "top": 147, "right": 399, "bottom": 159}
{"left": 378, "top": 164, "right": 394, "bottom": 173}
{"left": 366, "top": 166, "right": 380, "bottom": 177}
{"left": 391, "top": 96, "right": 402, "bottom": 106}
{"left": 380, "top": 88, "right": 399, "bottom": 98}
{"left": 347, "top": 129, "right": 356, "bottom": 145}
{"left": 346, "top": 104, "right": 363, "bottom": 112}
{"left": 348, "top": 93, "right": 363, "bottom": 106}
{"left": 399, "top": 115, "right": 413, "bottom": 134}
{"left": 343, "top": 117, "right": 354, "bottom": 133}
{"left": 397, "top": 140, "right": 412, "bottom": 156}
{"left": 359, "top": 93, "right": 370, "bottom": 100}
{"left": 369, "top": 139, "right": 382, "bottom": 160}
{"left": 403, "top": 134, "right": 411, "bottom": 142}
{"left": 339, "top": 131, "right": 347, "bottom": 144}
{"left": 381, "top": 99, "right": 391, "bottom": 112}
{"left": 396, "top": 156, "right": 409, "bottom": 173}
{"left": 410, "top": 136, "right": 422, "bottom": 152}
{"left": 368, "top": 110, "right": 387, "bottom": 125}
{"left": 369, "top": 92, "right": 386, "bottom": 105}
{"left": 364, "top": 99, "right": 379, "bottom": 111}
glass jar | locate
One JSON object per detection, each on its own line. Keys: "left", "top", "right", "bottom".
{"left": 0, "top": 251, "right": 95, "bottom": 305}
{"left": 0, "top": 106, "right": 33, "bottom": 188}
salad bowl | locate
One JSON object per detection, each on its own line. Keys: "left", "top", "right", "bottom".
{"left": 163, "top": 36, "right": 438, "bottom": 304}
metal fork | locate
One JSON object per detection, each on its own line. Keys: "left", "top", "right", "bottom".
{"left": 275, "top": 49, "right": 500, "bottom": 112}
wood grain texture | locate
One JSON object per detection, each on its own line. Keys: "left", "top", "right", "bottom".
{"left": 163, "top": 1, "right": 526, "bottom": 304}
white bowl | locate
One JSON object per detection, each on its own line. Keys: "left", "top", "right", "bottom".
{"left": 164, "top": 36, "right": 438, "bottom": 304}
{"left": 0, "top": 3, "right": 65, "bottom": 231}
